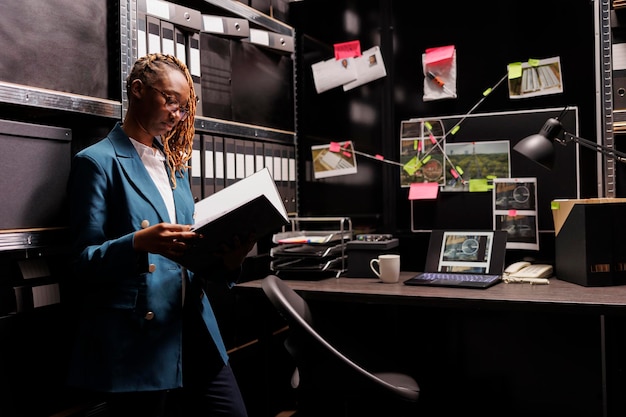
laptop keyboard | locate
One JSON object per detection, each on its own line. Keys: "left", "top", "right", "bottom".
{"left": 404, "top": 272, "right": 502, "bottom": 288}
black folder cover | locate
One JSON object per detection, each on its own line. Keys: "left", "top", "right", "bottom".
{"left": 175, "top": 168, "right": 289, "bottom": 272}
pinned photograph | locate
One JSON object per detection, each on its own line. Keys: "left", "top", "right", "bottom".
{"left": 311, "top": 142, "right": 358, "bottom": 179}
{"left": 343, "top": 46, "right": 387, "bottom": 91}
{"left": 399, "top": 119, "right": 445, "bottom": 187}
{"left": 311, "top": 56, "right": 357, "bottom": 94}
{"left": 508, "top": 56, "right": 563, "bottom": 99}
{"left": 444, "top": 140, "right": 511, "bottom": 191}
{"left": 492, "top": 177, "right": 539, "bottom": 250}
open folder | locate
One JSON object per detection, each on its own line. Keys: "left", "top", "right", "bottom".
{"left": 177, "top": 167, "right": 289, "bottom": 272}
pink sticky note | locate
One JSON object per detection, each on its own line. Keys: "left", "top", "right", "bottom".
{"left": 375, "top": 154, "right": 384, "bottom": 160}
{"left": 334, "top": 40, "right": 361, "bottom": 59}
{"left": 342, "top": 151, "right": 352, "bottom": 158}
{"left": 508, "top": 209, "right": 517, "bottom": 217}
{"left": 424, "top": 45, "right": 455, "bottom": 65}
{"left": 408, "top": 182, "right": 439, "bottom": 200}
{"left": 429, "top": 134, "right": 436, "bottom": 144}
{"left": 450, "top": 168, "right": 459, "bottom": 179}
{"left": 329, "top": 142, "right": 341, "bottom": 152}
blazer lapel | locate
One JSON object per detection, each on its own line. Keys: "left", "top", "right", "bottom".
{"left": 109, "top": 124, "right": 171, "bottom": 223}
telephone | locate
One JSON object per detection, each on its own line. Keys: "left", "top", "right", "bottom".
{"left": 504, "top": 261, "right": 553, "bottom": 279}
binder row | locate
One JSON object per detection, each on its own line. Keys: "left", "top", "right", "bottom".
{"left": 138, "top": 6, "right": 204, "bottom": 115}
{"left": 136, "top": 0, "right": 298, "bottom": 214}
{"left": 136, "top": 0, "right": 294, "bottom": 120}
{"left": 190, "top": 134, "right": 297, "bottom": 214}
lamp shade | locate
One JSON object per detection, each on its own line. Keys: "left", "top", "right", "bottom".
{"left": 513, "top": 118, "right": 564, "bottom": 170}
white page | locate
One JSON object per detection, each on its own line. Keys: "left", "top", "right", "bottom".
{"left": 193, "top": 167, "right": 287, "bottom": 229}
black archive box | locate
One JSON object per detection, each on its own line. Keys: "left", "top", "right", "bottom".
{"left": 346, "top": 238, "right": 399, "bottom": 278}
{"left": 552, "top": 199, "right": 626, "bottom": 286}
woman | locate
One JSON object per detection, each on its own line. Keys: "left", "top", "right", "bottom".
{"left": 66, "top": 53, "right": 253, "bottom": 417}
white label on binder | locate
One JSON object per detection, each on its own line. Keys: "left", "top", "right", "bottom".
{"left": 189, "top": 40, "right": 201, "bottom": 77}
{"left": 205, "top": 149, "right": 214, "bottom": 179}
{"left": 249, "top": 28, "right": 270, "bottom": 46}
{"left": 202, "top": 15, "right": 225, "bottom": 33}
{"left": 146, "top": 0, "right": 170, "bottom": 19}
{"left": 192, "top": 149, "right": 201, "bottom": 177}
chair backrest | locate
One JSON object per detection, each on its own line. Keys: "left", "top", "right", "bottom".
{"left": 261, "top": 274, "right": 420, "bottom": 403}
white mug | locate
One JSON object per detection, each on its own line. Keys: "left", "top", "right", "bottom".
{"left": 369, "top": 254, "right": 401, "bottom": 283}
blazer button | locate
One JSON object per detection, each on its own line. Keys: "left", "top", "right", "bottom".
{"left": 141, "top": 219, "right": 150, "bottom": 229}
{"left": 144, "top": 311, "right": 155, "bottom": 320}
{"left": 148, "top": 264, "right": 157, "bottom": 273}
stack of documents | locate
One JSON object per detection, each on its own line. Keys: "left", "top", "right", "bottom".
{"left": 270, "top": 230, "right": 352, "bottom": 278}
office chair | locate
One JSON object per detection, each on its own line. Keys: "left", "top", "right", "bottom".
{"left": 261, "top": 275, "right": 420, "bottom": 417}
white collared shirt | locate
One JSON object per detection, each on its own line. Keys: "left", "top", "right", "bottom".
{"left": 130, "top": 137, "right": 177, "bottom": 224}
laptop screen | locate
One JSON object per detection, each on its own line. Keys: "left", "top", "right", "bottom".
{"left": 425, "top": 230, "right": 508, "bottom": 275}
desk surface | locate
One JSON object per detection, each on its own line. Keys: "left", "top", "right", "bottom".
{"left": 236, "top": 271, "right": 626, "bottom": 314}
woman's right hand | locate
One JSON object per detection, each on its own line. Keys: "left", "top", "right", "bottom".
{"left": 133, "top": 223, "right": 197, "bottom": 258}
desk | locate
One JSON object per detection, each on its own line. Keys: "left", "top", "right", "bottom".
{"left": 235, "top": 273, "right": 626, "bottom": 417}
{"left": 237, "top": 272, "right": 626, "bottom": 313}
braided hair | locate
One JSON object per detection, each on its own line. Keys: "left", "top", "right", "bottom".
{"left": 126, "top": 53, "right": 197, "bottom": 188}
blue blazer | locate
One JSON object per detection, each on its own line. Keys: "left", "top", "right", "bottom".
{"left": 67, "top": 123, "right": 229, "bottom": 392}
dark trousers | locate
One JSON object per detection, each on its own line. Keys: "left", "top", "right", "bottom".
{"left": 104, "top": 363, "right": 247, "bottom": 417}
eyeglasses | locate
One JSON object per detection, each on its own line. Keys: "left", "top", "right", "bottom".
{"left": 148, "top": 85, "right": 192, "bottom": 121}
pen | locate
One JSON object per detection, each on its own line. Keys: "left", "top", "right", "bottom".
{"left": 427, "top": 71, "right": 454, "bottom": 96}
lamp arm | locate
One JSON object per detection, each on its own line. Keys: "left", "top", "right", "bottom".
{"left": 563, "top": 132, "right": 626, "bottom": 163}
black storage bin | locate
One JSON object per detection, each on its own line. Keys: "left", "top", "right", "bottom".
{"left": 346, "top": 238, "right": 399, "bottom": 278}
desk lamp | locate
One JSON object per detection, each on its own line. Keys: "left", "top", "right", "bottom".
{"left": 514, "top": 114, "right": 626, "bottom": 169}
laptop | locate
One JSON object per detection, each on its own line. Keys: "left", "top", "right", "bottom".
{"left": 404, "top": 230, "right": 508, "bottom": 289}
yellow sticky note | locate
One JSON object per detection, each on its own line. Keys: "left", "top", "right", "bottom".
{"left": 403, "top": 156, "right": 420, "bottom": 176}
{"left": 469, "top": 178, "right": 490, "bottom": 192}
{"left": 508, "top": 62, "right": 522, "bottom": 79}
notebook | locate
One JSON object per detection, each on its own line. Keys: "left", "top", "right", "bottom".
{"left": 404, "top": 230, "right": 508, "bottom": 289}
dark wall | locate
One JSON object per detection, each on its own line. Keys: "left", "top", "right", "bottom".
{"left": 290, "top": 0, "right": 598, "bottom": 267}
{"left": 292, "top": 0, "right": 388, "bottom": 232}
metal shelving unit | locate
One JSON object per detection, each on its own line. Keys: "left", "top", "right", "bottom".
{"left": 600, "top": 0, "right": 617, "bottom": 197}
{"left": 119, "top": 0, "right": 297, "bottom": 141}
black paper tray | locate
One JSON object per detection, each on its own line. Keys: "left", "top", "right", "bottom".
{"left": 270, "top": 255, "right": 347, "bottom": 272}
{"left": 270, "top": 242, "right": 345, "bottom": 258}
